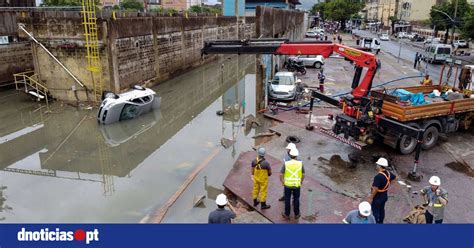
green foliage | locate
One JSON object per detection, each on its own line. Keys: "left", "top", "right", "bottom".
{"left": 188, "top": 5, "right": 221, "bottom": 14}
{"left": 41, "top": 0, "right": 81, "bottom": 6}
{"left": 119, "top": 0, "right": 143, "bottom": 11}
{"left": 311, "top": 0, "right": 364, "bottom": 25}
{"left": 430, "top": 0, "right": 470, "bottom": 31}
{"left": 461, "top": 4, "right": 474, "bottom": 39}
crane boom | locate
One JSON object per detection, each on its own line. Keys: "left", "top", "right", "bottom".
{"left": 202, "top": 39, "right": 378, "bottom": 98}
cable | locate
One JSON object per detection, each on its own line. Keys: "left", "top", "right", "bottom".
{"left": 332, "top": 75, "right": 425, "bottom": 97}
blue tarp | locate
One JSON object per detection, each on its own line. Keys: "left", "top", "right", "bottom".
{"left": 390, "top": 89, "right": 430, "bottom": 105}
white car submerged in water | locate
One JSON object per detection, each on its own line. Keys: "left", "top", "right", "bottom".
{"left": 97, "top": 86, "right": 161, "bottom": 125}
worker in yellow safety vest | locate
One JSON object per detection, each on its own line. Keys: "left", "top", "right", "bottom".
{"left": 420, "top": 74, "right": 433, "bottom": 86}
{"left": 251, "top": 147, "right": 272, "bottom": 209}
{"left": 280, "top": 148, "right": 304, "bottom": 219}
{"left": 421, "top": 176, "right": 448, "bottom": 224}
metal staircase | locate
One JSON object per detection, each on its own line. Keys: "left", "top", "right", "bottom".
{"left": 14, "top": 71, "right": 51, "bottom": 110}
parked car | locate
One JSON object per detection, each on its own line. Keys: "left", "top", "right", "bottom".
{"left": 423, "top": 43, "right": 452, "bottom": 63}
{"left": 305, "top": 31, "right": 319, "bottom": 38}
{"left": 97, "top": 85, "right": 161, "bottom": 125}
{"left": 424, "top": 37, "right": 441, "bottom": 44}
{"left": 453, "top": 40, "right": 469, "bottom": 49}
{"left": 312, "top": 28, "right": 325, "bottom": 34}
{"left": 268, "top": 71, "right": 298, "bottom": 101}
{"left": 380, "top": 33, "right": 390, "bottom": 41}
{"left": 288, "top": 55, "right": 325, "bottom": 69}
{"left": 406, "top": 32, "right": 418, "bottom": 40}
{"left": 396, "top": 32, "right": 408, "bottom": 39}
{"left": 410, "top": 35, "right": 425, "bottom": 42}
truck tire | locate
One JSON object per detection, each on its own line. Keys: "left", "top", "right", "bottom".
{"left": 397, "top": 123, "right": 420, "bottom": 155}
{"left": 422, "top": 126, "right": 439, "bottom": 150}
{"left": 398, "top": 134, "right": 417, "bottom": 154}
{"left": 314, "top": 62, "right": 322, "bottom": 69}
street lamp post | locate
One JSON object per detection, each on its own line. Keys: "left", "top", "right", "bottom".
{"left": 431, "top": 8, "right": 457, "bottom": 43}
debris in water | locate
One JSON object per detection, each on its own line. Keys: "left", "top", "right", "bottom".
{"left": 221, "top": 138, "right": 235, "bottom": 149}
{"left": 245, "top": 114, "right": 261, "bottom": 133}
{"left": 252, "top": 132, "right": 275, "bottom": 139}
{"left": 193, "top": 195, "right": 206, "bottom": 208}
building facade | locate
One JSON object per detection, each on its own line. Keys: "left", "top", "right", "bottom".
{"left": 364, "top": 0, "right": 398, "bottom": 26}
{"left": 244, "top": 0, "right": 301, "bottom": 16}
{"left": 397, "top": 0, "right": 442, "bottom": 21}
{"left": 161, "top": 0, "right": 202, "bottom": 10}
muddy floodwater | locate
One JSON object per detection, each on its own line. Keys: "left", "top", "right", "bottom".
{"left": 0, "top": 55, "right": 259, "bottom": 223}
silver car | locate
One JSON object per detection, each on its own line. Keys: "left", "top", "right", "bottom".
{"left": 268, "top": 71, "right": 297, "bottom": 101}
{"left": 289, "top": 55, "right": 324, "bottom": 69}
{"left": 97, "top": 86, "right": 161, "bottom": 125}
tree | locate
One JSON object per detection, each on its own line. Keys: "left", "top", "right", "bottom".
{"left": 388, "top": 16, "right": 399, "bottom": 34}
{"left": 311, "top": 0, "right": 365, "bottom": 30}
{"left": 430, "top": 0, "right": 471, "bottom": 43}
{"left": 120, "top": 0, "right": 143, "bottom": 11}
{"left": 42, "top": 0, "right": 81, "bottom": 6}
{"left": 461, "top": 4, "right": 474, "bottom": 39}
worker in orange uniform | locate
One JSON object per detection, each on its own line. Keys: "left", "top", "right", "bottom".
{"left": 420, "top": 74, "right": 433, "bottom": 86}
{"left": 251, "top": 147, "right": 272, "bottom": 209}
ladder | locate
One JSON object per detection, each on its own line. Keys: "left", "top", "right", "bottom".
{"left": 81, "top": 0, "right": 103, "bottom": 103}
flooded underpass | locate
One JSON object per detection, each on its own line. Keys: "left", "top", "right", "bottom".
{"left": 0, "top": 55, "right": 259, "bottom": 223}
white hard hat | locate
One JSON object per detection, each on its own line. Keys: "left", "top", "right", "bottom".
{"left": 358, "top": 201, "right": 372, "bottom": 217}
{"left": 286, "top": 143, "right": 296, "bottom": 150}
{"left": 216, "top": 193, "right": 228, "bottom": 206}
{"left": 429, "top": 176, "right": 441, "bottom": 186}
{"left": 257, "top": 147, "right": 266, "bottom": 157}
{"left": 296, "top": 79, "right": 302, "bottom": 83}
{"left": 376, "top": 157, "right": 388, "bottom": 167}
{"left": 289, "top": 148, "right": 299, "bottom": 157}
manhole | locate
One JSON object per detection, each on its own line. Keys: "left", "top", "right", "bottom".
{"left": 286, "top": 135, "right": 300, "bottom": 143}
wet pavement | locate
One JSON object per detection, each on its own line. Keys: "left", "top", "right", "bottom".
{"left": 0, "top": 55, "right": 260, "bottom": 223}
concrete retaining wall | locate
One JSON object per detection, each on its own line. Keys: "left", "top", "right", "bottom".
{"left": 8, "top": 8, "right": 303, "bottom": 102}
{"left": 0, "top": 42, "right": 33, "bottom": 86}
{"left": 13, "top": 11, "right": 255, "bottom": 101}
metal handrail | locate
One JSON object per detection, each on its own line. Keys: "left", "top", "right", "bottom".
{"left": 14, "top": 72, "right": 50, "bottom": 111}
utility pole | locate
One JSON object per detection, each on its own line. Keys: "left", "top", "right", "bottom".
{"left": 451, "top": 0, "right": 458, "bottom": 44}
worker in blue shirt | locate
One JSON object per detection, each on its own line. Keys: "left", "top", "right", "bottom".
{"left": 368, "top": 157, "right": 396, "bottom": 224}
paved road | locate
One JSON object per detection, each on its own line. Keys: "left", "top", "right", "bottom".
{"left": 354, "top": 30, "right": 447, "bottom": 84}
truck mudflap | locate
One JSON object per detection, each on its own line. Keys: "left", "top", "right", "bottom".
{"left": 318, "top": 127, "right": 366, "bottom": 150}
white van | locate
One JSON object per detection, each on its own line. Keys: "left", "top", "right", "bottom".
{"left": 423, "top": 44, "right": 452, "bottom": 63}
{"left": 360, "top": 37, "right": 381, "bottom": 54}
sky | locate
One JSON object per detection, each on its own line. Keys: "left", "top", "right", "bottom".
{"left": 299, "top": 0, "right": 320, "bottom": 11}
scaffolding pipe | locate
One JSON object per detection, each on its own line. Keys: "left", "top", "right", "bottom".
{"left": 18, "top": 24, "right": 85, "bottom": 88}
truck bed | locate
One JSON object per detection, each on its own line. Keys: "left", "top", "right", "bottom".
{"left": 371, "top": 85, "right": 474, "bottom": 122}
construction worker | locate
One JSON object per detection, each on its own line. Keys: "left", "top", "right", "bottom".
{"left": 280, "top": 148, "right": 304, "bottom": 219}
{"left": 420, "top": 74, "right": 433, "bottom": 86}
{"left": 421, "top": 176, "right": 448, "bottom": 224}
{"left": 342, "top": 201, "right": 376, "bottom": 224}
{"left": 251, "top": 147, "right": 272, "bottom": 209}
{"left": 208, "top": 193, "right": 236, "bottom": 224}
{"left": 278, "top": 143, "right": 296, "bottom": 202}
{"left": 318, "top": 69, "right": 326, "bottom": 93}
{"left": 368, "top": 157, "right": 396, "bottom": 224}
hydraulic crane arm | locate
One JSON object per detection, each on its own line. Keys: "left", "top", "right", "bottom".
{"left": 202, "top": 39, "right": 378, "bottom": 98}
